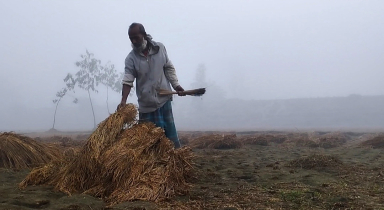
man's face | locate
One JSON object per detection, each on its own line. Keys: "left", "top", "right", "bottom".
{"left": 128, "top": 26, "right": 144, "bottom": 48}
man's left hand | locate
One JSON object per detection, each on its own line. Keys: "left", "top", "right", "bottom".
{"left": 175, "top": 85, "right": 186, "bottom": 96}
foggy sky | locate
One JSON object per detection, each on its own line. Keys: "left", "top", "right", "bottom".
{"left": 1, "top": 0, "right": 383, "bottom": 131}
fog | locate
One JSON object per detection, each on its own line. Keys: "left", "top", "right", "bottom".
{"left": 1, "top": 0, "right": 384, "bottom": 132}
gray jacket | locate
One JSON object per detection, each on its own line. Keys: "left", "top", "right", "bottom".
{"left": 123, "top": 40, "right": 180, "bottom": 113}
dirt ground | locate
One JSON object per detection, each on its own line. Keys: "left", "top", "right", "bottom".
{"left": 1, "top": 130, "right": 384, "bottom": 210}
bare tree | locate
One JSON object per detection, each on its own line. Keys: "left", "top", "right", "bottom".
{"left": 64, "top": 50, "right": 120, "bottom": 129}
{"left": 99, "top": 62, "right": 132, "bottom": 114}
{"left": 50, "top": 88, "right": 78, "bottom": 131}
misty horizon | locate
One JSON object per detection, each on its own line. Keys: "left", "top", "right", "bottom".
{"left": 1, "top": 1, "right": 383, "bottom": 131}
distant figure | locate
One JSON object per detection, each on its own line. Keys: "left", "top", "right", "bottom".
{"left": 117, "top": 23, "right": 185, "bottom": 148}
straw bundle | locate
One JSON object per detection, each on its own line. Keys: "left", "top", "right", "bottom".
{"left": 99, "top": 122, "right": 193, "bottom": 203}
{"left": 0, "top": 132, "right": 61, "bottom": 169}
{"left": 19, "top": 160, "right": 66, "bottom": 187}
{"left": 190, "top": 134, "right": 242, "bottom": 149}
{"left": 82, "top": 103, "right": 137, "bottom": 159}
{"left": 20, "top": 103, "right": 194, "bottom": 205}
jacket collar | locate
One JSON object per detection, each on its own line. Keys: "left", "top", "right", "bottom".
{"left": 147, "top": 40, "right": 160, "bottom": 55}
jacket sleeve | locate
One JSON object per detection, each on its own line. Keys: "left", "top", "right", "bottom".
{"left": 122, "top": 56, "right": 136, "bottom": 87}
{"left": 163, "top": 46, "right": 180, "bottom": 89}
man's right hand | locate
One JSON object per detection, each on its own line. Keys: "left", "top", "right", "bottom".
{"left": 116, "top": 102, "right": 126, "bottom": 111}
{"left": 117, "top": 84, "right": 132, "bottom": 111}
{"left": 175, "top": 85, "right": 186, "bottom": 96}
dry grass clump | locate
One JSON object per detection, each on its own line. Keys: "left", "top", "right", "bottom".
{"left": 317, "top": 132, "right": 348, "bottom": 148}
{"left": 62, "top": 147, "right": 81, "bottom": 161}
{"left": 55, "top": 136, "right": 80, "bottom": 147}
{"left": 75, "top": 133, "right": 91, "bottom": 141}
{"left": 189, "top": 134, "right": 222, "bottom": 149}
{"left": 19, "top": 104, "right": 194, "bottom": 205}
{"left": 240, "top": 134, "right": 288, "bottom": 146}
{"left": 209, "top": 134, "right": 241, "bottom": 149}
{"left": 294, "top": 140, "right": 319, "bottom": 148}
{"left": 189, "top": 134, "right": 242, "bottom": 149}
{"left": 35, "top": 136, "right": 86, "bottom": 150}
{"left": 241, "top": 136, "right": 269, "bottom": 146}
{"left": 283, "top": 132, "right": 347, "bottom": 149}
{"left": 288, "top": 154, "right": 343, "bottom": 170}
{"left": 34, "top": 136, "right": 84, "bottom": 162}
{"left": 178, "top": 133, "right": 194, "bottom": 146}
{"left": 283, "top": 133, "right": 318, "bottom": 148}
{"left": 18, "top": 160, "right": 67, "bottom": 186}
{"left": 360, "top": 134, "right": 384, "bottom": 148}
{"left": 0, "top": 132, "right": 61, "bottom": 169}
{"left": 268, "top": 134, "right": 288, "bottom": 144}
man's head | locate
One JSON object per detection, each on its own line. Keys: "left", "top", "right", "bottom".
{"left": 128, "top": 23, "right": 147, "bottom": 48}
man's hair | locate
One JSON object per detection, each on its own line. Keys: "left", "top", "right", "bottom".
{"left": 128, "top": 22, "right": 147, "bottom": 36}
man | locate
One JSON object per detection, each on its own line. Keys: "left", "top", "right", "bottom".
{"left": 118, "top": 23, "right": 184, "bottom": 148}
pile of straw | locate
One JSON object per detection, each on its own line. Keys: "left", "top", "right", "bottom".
{"left": 189, "top": 134, "right": 242, "bottom": 149}
{"left": 0, "top": 132, "right": 61, "bottom": 169}
{"left": 178, "top": 132, "right": 194, "bottom": 146}
{"left": 361, "top": 134, "right": 384, "bottom": 148}
{"left": 283, "top": 133, "right": 319, "bottom": 148}
{"left": 284, "top": 132, "right": 347, "bottom": 149}
{"left": 317, "top": 132, "right": 347, "bottom": 148}
{"left": 36, "top": 136, "right": 86, "bottom": 151}
{"left": 288, "top": 154, "right": 343, "bottom": 170}
{"left": 240, "top": 134, "right": 287, "bottom": 146}
{"left": 19, "top": 104, "right": 194, "bottom": 205}
{"left": 292, "top": 139, "right": 318, "bottom": 148}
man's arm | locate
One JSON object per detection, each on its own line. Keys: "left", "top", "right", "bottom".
{"left": 164, "top": 59, "right": 185, "bottom": 95}
{"left": 118, "top": 56, "right": 136, "bottom": 110}
{"left": 120, "top": 84, "right": 132, "bottom": 105}
{"left": 162, "top": 45, "right": 185, "bottom": 95}
{"left": 162, "top": 45, "right": 181, "bottom": 89}
{"left": 164, "top": 62, "right": 180, "bottom": 89}
{"left": 117, "top": 84, "right": 132, "bottom": 110}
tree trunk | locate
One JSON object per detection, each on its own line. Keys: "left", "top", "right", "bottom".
{"left": 106, "top": 86, "right": 111, "bottom": 114}
{"left": 52, "top": 97, "right": 62, "bottom": 129}
{"left": 88, "top": 89, "right": 96, "bottom": 129}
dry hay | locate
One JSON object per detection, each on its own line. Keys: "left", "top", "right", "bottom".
{"left": 294, "top": 140, "right": 319, "bottom": 148}
{"left": 35, "top": 136, "right": 85, "bottom": 160}
{"left": 189, "top": 134, "right": 222, "bottom": 149}
{"left": 0, "top": 132, "right": 61, "bottom": 169}
{"left": 75, "top": 133, "right": 91, "bottom": 141}
{"left": 360, "top": 134, "right": 384, "bottom": 148}
{"left": 239, "top": 135, "right": 268, "bottom": 146}
{"left": 178, "top": 133, "right": 194, "bottom": 146}
{"left": 288, "top": 154, "right": 343, "bottom": 170}
{"left": 283, "top": 133, "right": 318, "bottom": 148}
{"left": 267, "top": 134, "right": 288, "bottom": 144}
{"left": 283, "top": 132, "right": 347, "bottom": 149}
{"left": 62, "top": 147, "right": 81, "bottom": 161}
{"left": 317, "top": 132, "right": 348, "bottom": 148}
{"left": 240, "top": 134, "right": 288, "bottom": 146}
{"left": 19, "top": 103, "right": 194, "bottom": 205}
{"left": 36, "top": 135, "right": 85, "bottom": 148}
{"left": 189, "top": 134, "right": 242, "bottom": 149}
